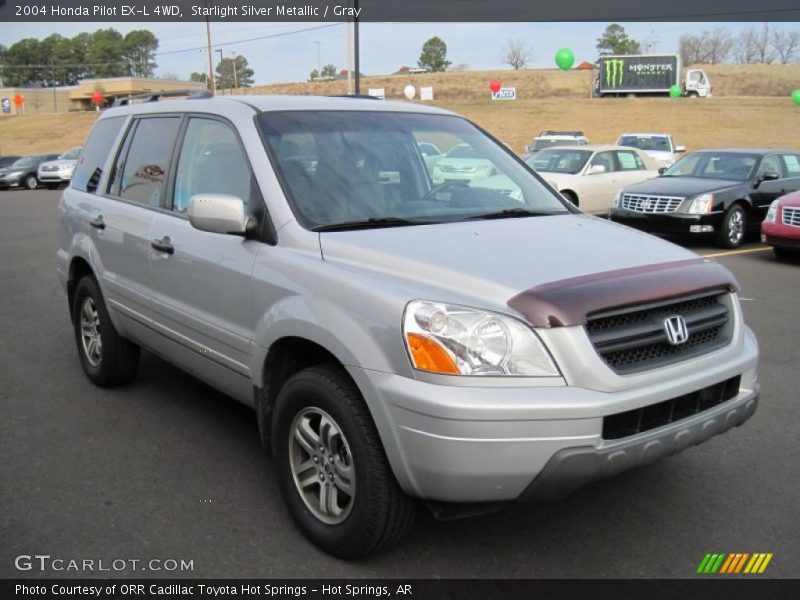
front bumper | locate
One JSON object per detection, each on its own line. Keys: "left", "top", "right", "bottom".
{"left": 609, "top": 208, "right": 722, "bottom": 236}
{"left": 0, "top": 176, "right": 22, "bottom": 188}
{"left": 38, "top": 172, "right": 72, "bottom": 182}
{"left": 347, "top": 329, "right": 758, "bottom": 503}
{"left": 762, "top": 220, "right": 800, "bottom": 247}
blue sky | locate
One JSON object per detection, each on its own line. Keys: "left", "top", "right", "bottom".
{"left": 0, "top": 21, "right": 797, "bottom": 83}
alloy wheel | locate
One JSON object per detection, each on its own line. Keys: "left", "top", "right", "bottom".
{"left": 79, "top": 297, "right": 102, "bottom": 367}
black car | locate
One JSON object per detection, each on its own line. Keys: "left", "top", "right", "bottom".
{"left": 608, "top": 149, "right": 800, "bottom": 248}
{"left": 0, "top": 155, "right": 22, "bottom": 168}
{"left": 0, "top": 154, "right": 60, "bottom": 190}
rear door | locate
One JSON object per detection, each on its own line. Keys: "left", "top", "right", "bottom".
{"left": 148, "top": 115, "right": 261, "bottom": 386}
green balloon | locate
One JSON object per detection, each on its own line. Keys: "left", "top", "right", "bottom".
{"left": 792, "top": 89, "right": 800, "bottom": 105}
{"left": 669, "top": 85, "right": 682, "bottom": 98}
{"left": 555, "top": 48, "right": 575, "bottom": 71}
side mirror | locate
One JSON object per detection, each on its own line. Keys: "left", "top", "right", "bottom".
{"left": 188, "top": 194, "right": 255, "bottom": 235}
{"left": 658, "top": 167, "right": 668, "bottom": 175}
{"left": 586, "top": 164, "right": 607, "bottom": 175}
{"left": 675, "top": 145, "right": 686, "bottom": 153}
{"left": 759, "top": 171, "right": 780, "bottom": 182}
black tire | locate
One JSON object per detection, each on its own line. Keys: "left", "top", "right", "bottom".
{"left": 272, "top": 365, "right": 415, "bottom": 558}
{"left": 45, "top": 183, "right": 60, "bottom": 190}
{"left": 715, "top": 204, "right": 747, "bottom": 249}
{"left": 72, "top": 276, "right": 140, "bottom": 387}
{"left": 24, "top": 175, "right": 38, "bottom": 190}
{"left": 561, "top": 191, "right": 578, "bottom": 207}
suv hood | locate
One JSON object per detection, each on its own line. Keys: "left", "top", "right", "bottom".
{"left": 320, "top": 214, "right": 698, "bottom": 312}
{"left": 623, "top": 176, "right": 740, "bottom": 197}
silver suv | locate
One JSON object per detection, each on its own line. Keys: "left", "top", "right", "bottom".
{"left": 57, "top": 95, "right": 759, "bottom": 558}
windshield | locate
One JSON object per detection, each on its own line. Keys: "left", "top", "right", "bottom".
{"left": 663, "top": 152, "right": 759, "bottom": 181}
{"left": 257, "top": 111, "right": 569, "bottom": 230}
{"left": 526, "top": 149, "right": 592, "bottom": 174}
{"left": 618, "top": 135, "right": 671, "bottom": 152}
{"left": 12, "top": 157, "right": 36, "bottom": 168}
{"left": 59, "top": 147, "right": 82, "bottom": 160}
{"left": 532, "top": 138, "right": 581, "bottom": 151}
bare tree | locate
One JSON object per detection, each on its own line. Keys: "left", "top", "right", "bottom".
{"left": 736, "top": 23, "right": 777, "bottom": 64}
{"left": 449, "top": 63, "right": 471, "bottom": 72}
{"left": 771, "top": 29, "right": 799, "bottom": 64}
{"left": 500, "top": 38, "right": 532, "bottom": 71}
{"left": 681, "top": 28, "right": 733, "bottom": 65}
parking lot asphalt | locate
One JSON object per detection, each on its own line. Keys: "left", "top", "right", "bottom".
{"left": 1, "top": 189, "right": 798, "bottom": 579}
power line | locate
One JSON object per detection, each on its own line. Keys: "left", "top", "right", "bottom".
{"left": 155, "top": 22, "right": 344, "bottom": 56}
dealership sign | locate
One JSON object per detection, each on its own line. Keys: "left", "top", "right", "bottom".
{"left": 368, "top": 88, "right": 385, "bottom": 100}
{"left": 491, "top": 87, "right": 516, "bottom": 100}
{"left": 1, "top": 98, "right": 10, "bottom": 113}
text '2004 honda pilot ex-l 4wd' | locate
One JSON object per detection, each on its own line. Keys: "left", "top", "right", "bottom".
{"left": 57, "top": 95, "right": 759, "bottom": 558}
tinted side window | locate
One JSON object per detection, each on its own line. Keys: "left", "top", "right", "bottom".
{"left": 117, "top": 117, "right": 181, "bottom": 206}
{"left": 71, "top": 117, "right": 126, "bottom": 193}
{"left": 781, "top": 154, "right": 800, "bottom": 176}
{"left": 172, "top": 118, "right": 252, "bottom": 212}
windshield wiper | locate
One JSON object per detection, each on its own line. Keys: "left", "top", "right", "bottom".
{"left": 460, "top": 208, "right": 560, "bottom": 221}
{"left": 311, "top": 217, "right": 435, "bottom": 232}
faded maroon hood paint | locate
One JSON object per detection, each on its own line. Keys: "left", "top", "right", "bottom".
{"left": 507, "top": 258, "right": 739, "bottom": 328}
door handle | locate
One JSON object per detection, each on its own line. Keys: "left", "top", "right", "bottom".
{"left": 151, "top": 236, "right": 174, "bottom": 255}
{"left": 89, "top": 215, "right": 105, "bottom": 230}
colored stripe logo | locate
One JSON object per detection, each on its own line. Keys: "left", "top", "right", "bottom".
{"left": 697, "top": 553, "right": 773, "bottom": 574}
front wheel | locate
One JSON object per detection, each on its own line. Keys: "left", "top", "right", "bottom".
{"left": 72, "top": 276, "right": 140, "bottom": 387}
{"left": 716, "top": 204, "right": 747, "bottom": 248}
{"left": 774, "top": 246, "right": 800, "bottom": 259}
{"left": 24, "top": 175, "right": 38, "bottom": 190}
{"left": 272, "top": 365, "right": 415, "bottom": 558}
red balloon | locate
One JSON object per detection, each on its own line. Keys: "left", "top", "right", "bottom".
{"left": 489, "top": 79, "right": 501, "bottom": 93}
{"left": 91, "top": 91, "right": 104, "bottom": 104}
{"left": 13, "top": 94, "right": 24, "bottom": 107}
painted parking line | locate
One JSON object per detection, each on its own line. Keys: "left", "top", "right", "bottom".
{"left": 702, "top": 247, "right": 772, "bottom": 259}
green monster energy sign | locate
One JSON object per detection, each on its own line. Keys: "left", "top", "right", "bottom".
{"left": 602, "top": 56, "right": 677, "bottom": 90}
{"left": 604, "top": 59, "right": 625, "bottom": 87}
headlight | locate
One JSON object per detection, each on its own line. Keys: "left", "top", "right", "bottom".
{"left": 764, "top": 200, "right": 780, "bottom": 223}
{"left": 612, "top": 190, "right": 622, "bottom": 207}
{"left": 403, "top": 300, "right": 560, "bottom": 377}
{"left": 687, "top": 193, "right": 713, "bottom": 214}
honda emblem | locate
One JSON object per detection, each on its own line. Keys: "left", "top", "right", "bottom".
{"left": 664, "top": 315, "right": 689, "bottom": 345}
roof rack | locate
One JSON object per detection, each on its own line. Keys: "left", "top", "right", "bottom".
{"left": 538, "top": 130, "right": 585, "bottom": 137}
{"left": 112, "top": 89, "right": 211, "bottom": 107}
{"left": 327, "top": 94, "right": 381, "bottom": 100}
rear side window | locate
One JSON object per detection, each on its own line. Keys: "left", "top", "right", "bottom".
{"left": 113, "top": 117, "right": 181, "bottom": 207}
{"left": 616, "top": 150, "right": 646, "bottom": 171}
{"left": 71, "top": 117, "right": 125, "bottom": 193}
{"left": 781, "top": 154, "right": 800, "bottom": 176}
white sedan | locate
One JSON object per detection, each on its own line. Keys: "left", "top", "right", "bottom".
{"left": 472, "top": 145, "right": 659, "bottom": 215}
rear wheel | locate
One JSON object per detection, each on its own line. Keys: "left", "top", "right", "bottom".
{"left": 716, "top": 204, "right": 747, "bottom": 248}
{"left": 272, "top": 365, "right": 415, "bottom": 558}
{"left": 72, "top": 276, "right": 140, "bottom": 387}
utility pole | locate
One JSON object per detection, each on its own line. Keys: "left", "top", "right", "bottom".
{"left": 354, "top": 0, "right": 360, "bottom": 95}
{"left": 314, "top": 41, "right": 321, "bottom": 79}
{"left": 231, "top": 51, "right": 238, "bottom": 91}
{"left": 216, "top": 49, "right": 223, "bottom": 93}
{"left": 204, "top": 3, "right": 216, "bottom": 95}
{"left": 51, "top": 64, "right": 57, "bottom": 113}
{"left": 346, "top": 19, "right": 353, "bottom": 95}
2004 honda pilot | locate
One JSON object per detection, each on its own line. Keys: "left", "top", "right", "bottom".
{"left": 57, "top": 95, "right": 759, "bottom": 558}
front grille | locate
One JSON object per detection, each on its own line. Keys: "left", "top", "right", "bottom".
{"left": 585, "top": 290, "right": 733, "bottom": 374}
{"left": 620, "top": 194, "right": 683, "bottom": 213}
{"left": 782, "top": 207, "right": 800, "bottom": 228}
{"left": 42, "top": 166, "right": 60, "bottom": 172}
{"left": 602, "top": 376, "right": 740, "bottom": 440}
